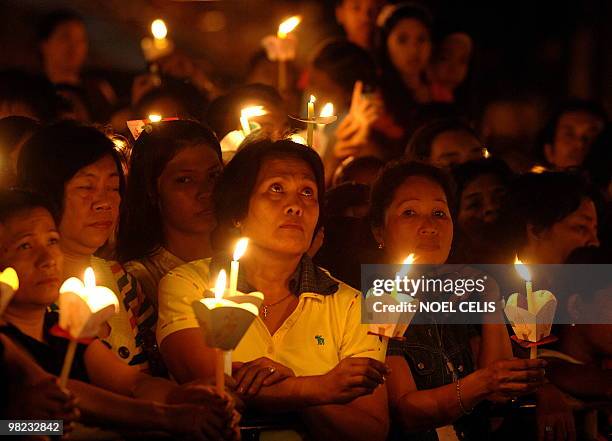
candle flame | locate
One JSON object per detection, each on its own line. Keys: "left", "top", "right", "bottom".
{"left": 240, "top": 106, "right": 267, "bottom": 119}
{"left": 514, "top": 256, "right": 531, "bottom": 282}
{"left": 148, "top": 114, "right": 162, "bottom": 123}
{"left": 320, "top": 103, "right": 334, "bottom": 118}
{"left": 214, "top": 270, "right": 226, "bottom": 300}
{"left": 309, "top": 95, "right": 316, "bottom": 104}
{"left": 483, "top": 147, "right": 490, "bottom": 158}
{"left": 277, "top": 15, "right": 301, "bottom": 38}
{"left": 403, "top": 253, "right": 416, "bottom": 265}
{"left": 233, "top": 238, "right": 249, "bottom": 261}
{"left": 84, "top": 267, "right": 96, "bottom": 289}
{"left": 151, "top": 19, "right": 168, "bottom": 40}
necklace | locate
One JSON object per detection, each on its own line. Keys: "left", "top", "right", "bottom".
{"left": 261, "top": 293, "right": 294, "bottom": 319}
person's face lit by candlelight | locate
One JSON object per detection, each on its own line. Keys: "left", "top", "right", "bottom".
{"left": 335, "top": 0, "right": 384, "bottom": 50}
{"left": 157, "top": 145, "right": 222, "bottom": 238}
{"left": 526, "top": 198, "right": 599, "bottom": 264}
{"left": 241, "top": 157, "right": 319, "bottom": 256}
{"left": 386, "top": 18, "right": 431, "bottom": 81}
{"left": 458, "top": 173, "right": 507, "bottom": 229}
{"left": 0, "top": 206, "right": 63, "bottom": 308}
{"left": 60, "top": 155, "right": 121, "bottom": 256}
{"left": 429, "top": 129, "right": 484, "bottom": 168}
{"left": 545, "top": 110, "right": 605, "bottom": 169}
{"left": 372, "top": 169, "right": 453, "bottom": 265}
{"left": 40, "top": 20, "right": 88, "bottom": 80}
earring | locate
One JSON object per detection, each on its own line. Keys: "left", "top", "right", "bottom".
{"left": 234, "top": 220, "right": 241, "bottom": 229}
{"left": 378, "top": 243, "right": 384, "bottom": 249}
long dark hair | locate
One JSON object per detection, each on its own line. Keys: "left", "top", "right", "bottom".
{"left": 376, "top": 3, "right": 433, "bottom": 125}
{"left": 117, "top": 119, "right": 221, "bottom": 263}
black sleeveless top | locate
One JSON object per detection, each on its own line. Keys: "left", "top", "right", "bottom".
{"left": 0, "top": 312, "right": 90, "bottom": 383}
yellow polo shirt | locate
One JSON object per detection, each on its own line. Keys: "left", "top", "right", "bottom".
{"left": 157, "top": 258, "right": 387, "bottom": 376}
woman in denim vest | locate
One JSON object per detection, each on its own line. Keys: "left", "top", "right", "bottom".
{"left": 369, "top": 161, "right": 547, "bottom": 441}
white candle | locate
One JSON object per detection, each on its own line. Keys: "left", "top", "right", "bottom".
{"left": 229, "top": 238, "right": 249, "bottom": 296}
{"left": 514, "top": 257, "right": 537, "bottom": 359}
{"left": 307, "top": 95, "right": 316, "bottom": 147}
{"left": 276, "top": 16, "right": 301, "bottom": 91}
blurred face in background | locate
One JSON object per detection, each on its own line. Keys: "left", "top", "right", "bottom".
{"left": 527, "top": 198, "right": 599, "bottom": 264}
{"left": 545, "top": 111, "right": 604, "bottom": 169}
{"left": 41, "top": 20, "right": 88, "bottom": 75}
{"left": 457, "top": 173, "right": 507, "bottom": 239}
{"left": 428, "top": 32, "right": 472, "bottom": 91}
{"left": 336, "top": 0, "right": 384, "bottom": 50}
{"left": 429, "top": 129, "right": 484, "bottom": 168}
{"left": 387, "top": 18, "right": 431, "bottom": 80}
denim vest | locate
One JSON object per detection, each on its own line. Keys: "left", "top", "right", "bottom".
{"left": 388, "top": 313, "right": 490, "bottom": 441}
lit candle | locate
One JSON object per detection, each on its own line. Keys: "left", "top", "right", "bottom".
{"left": 148, "top": 113, "right": 162, "bottom": 123}
{"left": 514, "top": 257, "right": 537, "bottom": 359}
{"left": 318, "top": 103, "right": 334, "bottom": 130}
{"left": 141, "top": 19, "right": 174, "bottom": 63}
{"left": 0, "top": 267, "right": 19, "bottom": 317}
{"left": 307, "top": 95, "right": 316, "bottom": 147}
{"left": 196, "top": 269, "right": 262, "bottom": 394}
{"left": 276, "top": 16, "right": 301, "bottom": 91}
{"left": 240, "top": 106, "right": 267, "bottom": 137}
{"left": 483, "top": 147, "right": 491, "bottom": 158}
{"left": 58, "top": 268, "right": 119, "bottom": 387}
{"left": 230, "top": 238, "right": 249, "bottom": 296}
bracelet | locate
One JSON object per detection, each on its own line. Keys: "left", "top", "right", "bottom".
{"left": 456, "top": 379, "right": 473, "bottom": 415}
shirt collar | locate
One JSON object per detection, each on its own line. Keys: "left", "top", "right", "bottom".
{"left": 210, "top": 254, "right": 338, "bottom": 297}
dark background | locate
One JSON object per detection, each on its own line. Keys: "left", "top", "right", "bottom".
{"left": 1, "top": 0, "right": 611, "bottom": 119}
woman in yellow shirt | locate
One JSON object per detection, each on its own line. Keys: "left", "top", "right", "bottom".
{"left": 157, "top": 139, "right": 390, "bottom": 441}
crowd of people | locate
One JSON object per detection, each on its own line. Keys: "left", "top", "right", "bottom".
{"left": 0, "top": 1, "right": 610, "bottom": 440}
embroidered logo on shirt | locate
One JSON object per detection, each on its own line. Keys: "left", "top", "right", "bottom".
{"left": 315, "top": 335, "right": 325, "bottom": 345}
